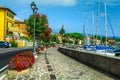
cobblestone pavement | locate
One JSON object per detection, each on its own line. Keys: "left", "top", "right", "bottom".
{"left": 2, "top": 47, "right": 116, "bottom": 80}
{"left": 47, "top": 48, "right": 114, "bottom": 80}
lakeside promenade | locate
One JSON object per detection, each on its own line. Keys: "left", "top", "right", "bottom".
{"left": 2, "top": 47, "right": 115, "bottom": 80}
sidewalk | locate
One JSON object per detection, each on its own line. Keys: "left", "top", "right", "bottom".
{"left": 3, "top": 47, "right": 113, "bottom": 80}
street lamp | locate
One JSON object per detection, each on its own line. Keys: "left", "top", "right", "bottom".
{"left": 30, "top": 1, "right": 38, "bottom": 56}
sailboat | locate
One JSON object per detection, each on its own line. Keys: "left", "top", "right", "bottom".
{"left": 80, "top": 0, "right": 115, "bottom": 56}
{"left": 94, "top": 1, "right": 115, "bottom": 56}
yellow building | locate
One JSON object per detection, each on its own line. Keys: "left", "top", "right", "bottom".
{"left": 0, "top": 7, "right": 16, "bottom": 41}
{"left": 14, "top": 20, "right": 28, "bottom": 37}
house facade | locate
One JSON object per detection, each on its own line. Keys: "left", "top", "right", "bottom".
{"left": 0, "top": 7, "right": 16, "bottom": 41}
{"left": 14, "top": 20, "right": 28, "bottom": 37}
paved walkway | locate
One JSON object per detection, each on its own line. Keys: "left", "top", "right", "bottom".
{"left": 2, "top": 47, "right": 115, "bottom": 80}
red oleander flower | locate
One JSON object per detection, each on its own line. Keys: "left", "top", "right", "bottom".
{"left": 8, "top": 52, "right": 35, "bottom": 72}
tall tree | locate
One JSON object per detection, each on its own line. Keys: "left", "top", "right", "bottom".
{"left": 59, "top": 25, "right": 65, "bottom": 43}
{"left": 40, "top": 26, "right": 52, "bottom": 41}
{"left": 27, "top": 14, "right": 45, "bottom": 40}
{"left": 59, "top": 25, "right": 65, "bottom": 35}
{"left": 26, "top": 14, "right": 52, "bottom": 41}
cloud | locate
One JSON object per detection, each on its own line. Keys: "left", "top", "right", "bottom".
{"left": 38, "top": 0, "right": 77, "bottom": 6}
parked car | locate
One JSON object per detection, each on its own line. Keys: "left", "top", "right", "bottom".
{"left": 0, "top": 41, "right": 10, "bottom": 48}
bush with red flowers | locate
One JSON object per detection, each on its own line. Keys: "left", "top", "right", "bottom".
{"left": 8, "top": 52, "right": 35, "bottom": 72}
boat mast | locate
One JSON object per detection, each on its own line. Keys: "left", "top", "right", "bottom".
{"left": 83, "top": 21, "right": 90, "bottom": 46}
{"left": 96, "top": 0, "right": 100, "bottom": 45}
{"left": 105, "top": 1, "right": 107, "bottom": 47}
{"left": 83, "top": 25, "right": 87, "bottom": 46}
{"left": 92, "top": 11, "right": 95, "bottom": 45}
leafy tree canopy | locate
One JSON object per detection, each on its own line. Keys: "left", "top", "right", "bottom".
{"left": 115, "top": 38, "right": 120, "bottom": 42}
{"left": 26, "top": 14, "right": 52, "bottom": 41}
{"left": 51, "top": 34, "right": 59, "bottom": 43}
{"left": 64, "top": 32, "right": 83, "bottom": 40}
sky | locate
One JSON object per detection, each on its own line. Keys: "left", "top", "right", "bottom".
{"left": 0, "top": 0, "right": 120, "bottom": 37}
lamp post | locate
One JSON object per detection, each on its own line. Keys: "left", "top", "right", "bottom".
{"left": 30, "top": 2, "right": 38, "bottom": 56}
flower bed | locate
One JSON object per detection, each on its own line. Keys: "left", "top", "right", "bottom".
{"left": 8, "top": 52, "right": 35, "bottom": 74}
{"left": 46, "top": 45, "right": 50, "bottom": 49}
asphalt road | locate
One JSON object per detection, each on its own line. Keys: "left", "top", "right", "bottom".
{"left": 0, "top": 47, "right": 32, "bottom": 72}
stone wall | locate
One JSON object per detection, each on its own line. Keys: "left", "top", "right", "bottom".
{"left": 58, "top": 47, "right": 120, "bottom": 78}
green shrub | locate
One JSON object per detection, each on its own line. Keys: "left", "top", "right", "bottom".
{"left": 51, "top": 42, "right": 55, "bottom": 46}
{"left": 44, "top": 42, "right": 50, "bottom": 46}
{"left": 39, "top": 41, "right": 45, "bottom": 46}
{"left": 75, "top": 40, "right": 79, "bottom": 45}
{"left": 10, "top": 41, "right": 18, "bottom": 47}
{"left": 68, "top": 40, "right": 73, "bottom": 44}
{"left": 20, "top": 36, "right": 30, "bottom": 41}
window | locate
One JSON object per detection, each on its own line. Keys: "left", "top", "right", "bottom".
{"left": 6, "top": 12, "right": 14, "bottom": 19}
{"left": 7, "top": 12, "right": 8, "bottom": 16}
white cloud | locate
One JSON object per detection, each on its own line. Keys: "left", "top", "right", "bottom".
{"left": 38, "top": 0, "right": 77, "bottom": 6}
